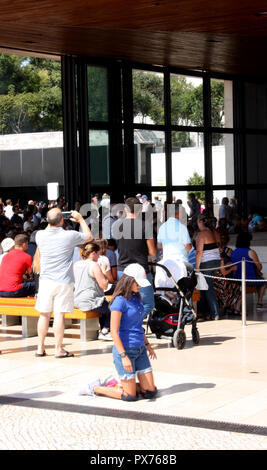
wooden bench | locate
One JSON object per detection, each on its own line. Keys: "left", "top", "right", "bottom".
{"left": 0, "top": 297, "right": 101, "bottom": 341}
{"left": 0, "top": 291, "right": 200, "bottom": 340}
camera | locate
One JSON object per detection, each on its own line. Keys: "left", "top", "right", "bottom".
{"left": 62, "top": 211, "right": 72, "bottom": 219}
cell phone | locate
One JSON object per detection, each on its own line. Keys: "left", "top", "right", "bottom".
{"left": 62, "top": 211, "right": 72, "bottom": 219}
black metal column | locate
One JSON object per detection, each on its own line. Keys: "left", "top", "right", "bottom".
{"left": 109, "top": 61, "right": 124, "bottom": 203}
{"left": 76, "top": 57, "right": 91, "bottom": 203}
{"left": 164, "top": 70, "right": 173, "bottom": 203}
{"left": 61, "top": 56, "right": 79, "bottom": 209}
{"left": 203, "top": 73, "right": 213, "bottom": 207}
{"left": 122, "top": 63, "right": 135, "bottom": 196}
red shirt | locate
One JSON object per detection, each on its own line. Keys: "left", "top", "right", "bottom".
{"left": 0, "top": 249, "right": 32, "bottom": 291}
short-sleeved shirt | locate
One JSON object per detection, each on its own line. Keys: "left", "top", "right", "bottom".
{"left": 0, "top": 249, "right": 32, "bottom": 291}
{"left": 157, "top": 217, "right": 191, "bottom": 262}
{"left": 110, "top": 294, "right": 145, "bottom": 348}
{"left": 36, "top": 227, "right": 89, "bottom": 284}
{"left": 112, "top": 218, "right": 151, "bottom": 273}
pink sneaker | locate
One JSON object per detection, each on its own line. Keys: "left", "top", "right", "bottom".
{"left": 102, "top": 375, "right": 118, "bottom": 387}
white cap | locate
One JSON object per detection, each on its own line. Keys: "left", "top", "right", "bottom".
{"left": 1, "top": 237, "right": 15, "bottom": 253}
{"left": 124, "top": 263, "right": 151, "bottom": 288}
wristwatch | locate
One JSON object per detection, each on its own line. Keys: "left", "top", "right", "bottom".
{"left": 119, "top": 352, "right": 127, "bottom": 358}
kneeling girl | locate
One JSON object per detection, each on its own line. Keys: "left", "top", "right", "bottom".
{"left": 87, "top": 263, "right": 157, "bottom": 401}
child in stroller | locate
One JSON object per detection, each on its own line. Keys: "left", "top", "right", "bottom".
{"left": 147, "top": 259, "right": 200, "bottom": 349}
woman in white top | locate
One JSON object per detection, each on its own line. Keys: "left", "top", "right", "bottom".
{"left": 73, "top": 242, "right": 112, "bottom": 340}
{"left": 95, "top": 238, "right": 115, "bottom": 293}
{"left": 195, "top": 215, "right": 221, "bottom": 320}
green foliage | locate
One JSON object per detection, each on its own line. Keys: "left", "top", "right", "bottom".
{"left": 0, "top": 54, "right": 62, "bottom": 134}
{"left": 133, "top": 71, "right": 164, "bottom": 124}
{"left": 187, "top": 172, "right": 205, "bottom": 202}
{"left": 87, "top": 66, "right": 108, "bottom": 121}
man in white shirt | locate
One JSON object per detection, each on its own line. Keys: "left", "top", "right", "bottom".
{"left": 35, "top": 208, "right": 92, "bottom": 358}
{"left": 157, "top": 201, "right": 192, "bottom": 263}
{"left": 4, "top": 199, "right": 13, "bottom": 220}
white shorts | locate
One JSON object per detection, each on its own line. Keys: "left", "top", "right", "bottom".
{"left": 35, "top": 279, "right": 74, "bottom": 314}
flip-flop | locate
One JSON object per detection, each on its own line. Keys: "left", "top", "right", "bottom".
{"left": 55, "top": 351, "right": 74, "bottom": 358}
{"left": 35, "top": 351, "right": 46, "bottom": 357}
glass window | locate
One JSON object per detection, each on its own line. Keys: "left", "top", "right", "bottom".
{"left": 172, "top": 131, "right": 205, "bottom": 186}
{"left": 89, "top": 130, "right": 109, "bottom": 185}
{"left": 244, "top": 82, "right": 267, "bottom": 129}
{"left": 212, "top": 133, "right": 234, "bottom": 185}
{"left": 211, "top": 79, "right": 233, "bottom": 128}
{"left": 134, "top": 129, "right": 166, "bottom": 186}
{"left": 88, "top": 66, "right": 108, "bottom": 121}
{"left": 213, "top": 190, "right": 235, "bottom": 221}
{"left": 133, "top": 70, "right": 164, "bottom": 124}
{"left": 247, "top": 189, "right": 267, "bottom": 215}
{"left": 170, "top": 74, "right": 203, "bottom": 126}
{"left": 246, "top": 134, "right": 267, "bottom": 184}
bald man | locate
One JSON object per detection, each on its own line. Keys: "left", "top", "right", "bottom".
{"left": 35, "top": 208, "right": 92, "bottom": 358}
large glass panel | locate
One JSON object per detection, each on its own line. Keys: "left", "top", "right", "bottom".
{"left": 213, "top": 190, "right": 235, "bottom": 221}
{"left": 151, "top": 191, "right": 166, "bottom": 225}
{"left": 246, "top": 135, "right": 267, "bottom": 184}
{"left": 212, "top": 133, "right": 234, "bottom": 185}
{"left": 244, "top": 82, "right": 267, "bottom": 129}
{"left": 0, "top": 54, "right": 63, "bottom": 201}
{"left": 172, "top": 131, "right": 205, "bottom": 186}
{"left": 87, "top": 65, "right": 108, "bottom": 121}
{"left": 134, "top": 129, "right": 166, "bottom": 186}
{"left": 211, "top": 79, "right": 233, "bottom": 128}
{"left": 89, "top": 130, "right": 110, "bottom": 185}
{"left": 170, "top": 74, "right": 203, "bottom": 126}
{"left": 133, "top": 70, "right": 164, "bottom": 124}
{"left": 247, "top": 189, "right": 267, "bottom": 217}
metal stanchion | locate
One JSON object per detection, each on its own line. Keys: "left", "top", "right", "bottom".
{"left": 241, "top": 257, "right": 246, "bottom": 327}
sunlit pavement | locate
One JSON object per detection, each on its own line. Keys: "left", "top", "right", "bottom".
{"left": 1, "top": 306, "right": 267, "bottom": 451}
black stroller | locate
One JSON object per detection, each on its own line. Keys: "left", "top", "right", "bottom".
{"left": 147, "top": 262, "right": 200, "bottom": 349}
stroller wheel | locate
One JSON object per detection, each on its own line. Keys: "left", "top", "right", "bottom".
{"left": 172, "top": 329, "right": 186, "bottom": 350}
{"left": 192, "top": 327, "right": 200, "bottom": 345}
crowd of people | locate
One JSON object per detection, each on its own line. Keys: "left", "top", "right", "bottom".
{"left": 0, "top": 192, "right": 266, "bottom": 401}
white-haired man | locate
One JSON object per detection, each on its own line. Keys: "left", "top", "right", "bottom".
{"left": 35, "top": 208, "right": 92, "bottom": 358}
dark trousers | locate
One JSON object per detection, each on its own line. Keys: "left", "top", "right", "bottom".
{"left": 0, "top": 281, "right": 36, "bottom": 298}
{"left": 91, "top": 299, "right": 111, "bottom": 329}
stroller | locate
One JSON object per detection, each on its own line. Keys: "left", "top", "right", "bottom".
{"left": 147, "top": 261, "right": 200, "bottom": 349}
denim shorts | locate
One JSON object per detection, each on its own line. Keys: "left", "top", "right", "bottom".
{"left": 113, "top": 345, "right": 152, "bottom": 381}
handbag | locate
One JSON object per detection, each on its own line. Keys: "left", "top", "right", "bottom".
{"left": 195, "top": 272, "right": 209, "bottom": 290}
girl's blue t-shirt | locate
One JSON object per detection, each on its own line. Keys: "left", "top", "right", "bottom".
{"left": 110, "top": 294, "right": 145, "bottom": 348}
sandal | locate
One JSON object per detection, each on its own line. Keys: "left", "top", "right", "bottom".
{"left": 256, "top": 303, "right": 267, "bottom": 310}
{"left": 55, "top": 351, "right": 74, "bottom": 358}
{"left": 233, "top": 310, "right": 241, "bottom": 315}
{"left": 35, "top": 351, "right": 46, "bottom": 357}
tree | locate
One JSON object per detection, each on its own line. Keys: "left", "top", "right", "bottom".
{"left": 133, "top": 70, "right": 164, "bottom": 124}
{"left": 0, "top": 53, "right": 62, "bottom": 134}
{"left": 187, "top": 172, "right": 205, "bottom": 202}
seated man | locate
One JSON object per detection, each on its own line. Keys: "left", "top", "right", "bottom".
{"left": 0, "top": 234, "right": 35, "bottom": 297}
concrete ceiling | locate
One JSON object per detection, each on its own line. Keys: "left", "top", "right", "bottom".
{"left": 1, "top": 0, "right": 267, "bottom": 76}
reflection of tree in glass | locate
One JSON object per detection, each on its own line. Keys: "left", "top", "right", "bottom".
{"left": 187, "top": 172, "right": 205, "bottom": 202}
{"left": 87, "top": 66, "right": 108, "bottom": 122}
{"left": 132, "top": 71, "right": 225, "bottom": 146}
{"left": 133, "top": 70, "right": 164, "bottom": 124}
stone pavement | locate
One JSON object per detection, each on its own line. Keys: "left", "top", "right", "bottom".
{"left": 1, "top": 309, "right": 267, "bottom": 451}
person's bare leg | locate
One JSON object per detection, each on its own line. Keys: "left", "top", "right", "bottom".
{"left": 257, "top": 285, "right": 266, "bottom": 305}
{"left": 138, "top": 371, "right": 156, "bottom": 393}
{"left": 53, "top": 312, "right": 66, "bottom": 356}
{"left": 37, "top": 313, "right": 51, "bottom": 354}
{"left": 94, "top": 379, "right": 136, "bottom": 400}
